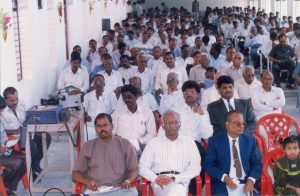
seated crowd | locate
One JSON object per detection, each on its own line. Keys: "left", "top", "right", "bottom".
{"left": 1, "top": 2, "right": 300, "bottom": 196}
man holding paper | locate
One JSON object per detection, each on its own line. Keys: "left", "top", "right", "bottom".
{"left": 0, "top": 95, "right": 26, "bottom": 196}
{"left": 72, "top": 113, "right": 138, "bottom": 195}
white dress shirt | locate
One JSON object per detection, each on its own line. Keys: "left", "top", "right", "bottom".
{"left": 222, "top": 135, "right": 256, "bottom": 196}
{"left": 1, "top": 101, "right": 26, "bottom": 130}
{"left": 116, "top": 93, "right": 158, "bottom": 112}
{"left": 139, "top": 134, "right": 201, "bottom": 187}
{"left": 201, "top": 86, "right": 240, "bottom": 110}
{"left": 251, "top": 86, "right": 285, "bottom": 120}
{"left": 112, "top": 50, "right": 131, "bottom": 66}
{"left": 159, "top": 90, "right": 185, "bottom": 114}
{"left": 83, "top": 90, "right": 117, "bottom": 122}
{"left": 222, "top": 97, "right": 236, "bottom": 112}
{"left": 147, "top": 57, "right": 164, "bottom": 78}
{"left": 159, "top": 103, "right": 213, "bottom": 140}
{"left": 57, "top": 66, "right": 89, "bottom": 92}
{"left": 155, "top": 65, "right": 188, "bottom": 93}
{"left": 216, "top": 59, "right": 232, "bottom": 72}
{"left": 112, "top": 105, "right": 156, "bottom": 144}
{"left": 235, "top": 77, "right": 262, "bottom": 99}
{"left": 175, "top": 57, "right": 194, "bottom": 68}
{"left": 98, "top": 70, "right": 123, "bottom": 92}
{"left": 130, "top": 67, "right": 153, "bottom": 93}
{"left": 224, "top": 65, "right": 244, "bottom": 81}
{"left": 118, "top": 66, "right": 134, "bottom": 83}
{"left": 189, "top": 65, "right": 206, "bottom": 82}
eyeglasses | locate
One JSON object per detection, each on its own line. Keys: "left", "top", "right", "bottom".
{"left": 163, "top": 120, "right": 181, "bottom": 126}
{"left": 228, "top": 121, "right": 246, "bottom": 127}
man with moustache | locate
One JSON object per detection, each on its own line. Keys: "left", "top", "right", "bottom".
{"left": 72, "top": 113, "right": 138, "bottom": 195}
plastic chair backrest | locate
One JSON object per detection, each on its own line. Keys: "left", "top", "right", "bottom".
{"left": 255, "top": 113, "right": 300, "bottom": 153}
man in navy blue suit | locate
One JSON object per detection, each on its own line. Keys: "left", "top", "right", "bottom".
{"left": 204, "top": 110, "right": 262, "bottom": 196}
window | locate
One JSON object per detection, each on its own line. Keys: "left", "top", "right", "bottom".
{"left": 12, "top": 0, "right": 23, "bottom": 81}
{"left": 294, "top": 0, "right": 300, "bottom": 20}
{"left": 261, "top": 0, "right": 271, "bottom": 13}
{"left": 275, "top": 0, "right": 287, "bottom": 17}
{"left": 250, "top": 0, "right": 259, "bottom": 8}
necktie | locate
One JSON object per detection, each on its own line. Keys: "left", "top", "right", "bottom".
{"left": 227, "top": 99, "right": 234, "bottom": 111}
{"left": 232, "top": 140, "right": 242, "bottom": 179}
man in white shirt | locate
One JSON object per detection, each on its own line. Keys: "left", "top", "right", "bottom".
{"left": 100, "top": 35, "right": 113, "bottom": 55}
{"left": 175, "top": 45, "right": 194, "bottom": 68}
{"left": 86, "top": 39, "right": 99, "bottom": 64}
{"left": 58, "top": 51, "right": 90, "bottom": 93}
{"left": 118, "top": 54, "right": 134, "bottom": 84}
{"left": 155, "top": 52, "right": 188, "bottom": 94}
{"left": 251, "top": 71, "right": 285, "bottom": 120}
{"left": 98, "top": 55, "right": 123, "bottom": 96}
{"left": 216, "top": 47, "right": 235, "bottom": 72}
{"left": 235, "top": 66, "right": 261, "bottom": 99}
{"left": 112, "top": 85, "right": 156, "bottom": 153}
{"left": 159, "top": 80, "right": 213, "bottom": 141}
{"left": 1, "top": 87, "right": 51, "bottom": 181}
{"left": 209, "top": 44, "right": 225, "bottom": 68}
{"left": 139, "top": 110, "right": 201, "bottom": 196}
{"left": 131, "top": 55, "right": 153, "bottom": 93}
{"left": 190, "top": 53, "right": 209, "bottom": 83}
{"left": 147, "top": 46, "right": 164, "bottom": 78}
{"left": 159, "top": 73, "right": 185, "bottom": 116}
{"left": 224, "top": 52, "right": 244, "bottom": 81}
{"left": 112, "top": 42, "right": 131, "bottom": 66}
{"left": 83, "top": 74, "right": 117, "bottom": 141}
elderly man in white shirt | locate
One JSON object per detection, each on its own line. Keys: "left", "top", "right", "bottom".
{"left": 58, "top": 51, "right": 90, "bottom": 93}
{"left": 159, "top": 73, "right": 185, "bottom": 115}
{"left": 251, "top": 71, "right": 285, "bottom": 120}
{"left": 98, "top": 55, "right": 123, "bottom": 96}
{"left": 83, "top": 74, "right": 117, "bottom": 141}
{"left": 148, "top": 46, "right": 164, "bottom": 78}
{"left": 235, "top": 66, "right": 261, "bottom": 99}
{"left": 224, "top": 52, "right": 244, "bottom": 81}
{"left": 159, "top": 80, "right": 213, "bottom": 141}
{"left": 112, "top": 85, "right": 156, "bottom": 153}
{"left": 139, "top": 110, "right": 201, "bottom": 196}
{"left": 155, "top": 52, "right": 188, "bottom": 95}
{"left": 130, "top": 55, "right": 153, "bottom": 93}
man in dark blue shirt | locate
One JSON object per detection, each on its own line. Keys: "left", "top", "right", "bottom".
{"left": 269, "top": 34, "right": 296, "bottom": 88}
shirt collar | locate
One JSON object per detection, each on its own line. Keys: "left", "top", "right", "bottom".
{"left": 227, "top": 134, "right": 240, "bottom": 143}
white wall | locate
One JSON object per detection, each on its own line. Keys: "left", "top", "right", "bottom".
{"left": 0, "top": 0, "right": 127, "bottom": 108}
{"left": 144, "top": 0, "right": 250, "bottom": 12}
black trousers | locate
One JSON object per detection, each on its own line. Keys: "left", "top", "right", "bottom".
{"left": 30, "top": 132, "right": 52, "bottom": 173}
{"left": 188, "top": 140, "right": 206, "bottom": 195}
{"left": 0, "top": 151, "right": 26, "bottom": 191}
{"left": 272, "top": 62, "right": 295, "bottom": 85}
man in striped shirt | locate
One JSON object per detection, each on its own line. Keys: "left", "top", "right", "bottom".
{"left": 139, "top": 110, "right": 201, "bottom": 196}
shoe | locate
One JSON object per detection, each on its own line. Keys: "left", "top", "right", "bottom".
{"left": 34, "top": 165, "right": 43, "bottom": 173}
{"left": 285, "top": 83, "right": 294, "bottom": 89}
{"left": 275, "top": 83, "right": 282, "bottom": 88}
{"left": 6, "top": 189, "right": 17, "bottom": 196}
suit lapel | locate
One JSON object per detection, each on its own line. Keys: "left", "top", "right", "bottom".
{"left": 222, "top": 134, "right": 231, "bottom": 174}
{"left": 238, "top": 135, "right": 247, "bottom": 172}
{"left": 218, "top": 98, "right": 228, "bottom": 120}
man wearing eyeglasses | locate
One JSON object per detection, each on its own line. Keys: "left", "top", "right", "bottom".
{"left": 204, "top": 110, "right": 262, "bottom": 196}
{"left": 139, "top": 110, "right": 201, "bottom": 196}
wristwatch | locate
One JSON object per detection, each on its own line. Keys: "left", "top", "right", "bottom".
{"left": 124, "top": 179, "right": 130, "bottom": 184}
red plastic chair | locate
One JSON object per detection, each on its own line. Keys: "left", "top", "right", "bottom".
{"left": 7, "top": 135, "right": 29, "bottom": 189}
{"left": 254, "top": 113, "right": 300, "bottom": 154}
{"left": 141, "top": 176, "right": 202, "bottom": 196}
{"left": 75, "top": 178, "right": 138, "bottom": 194}
{"left": 0, "top": 166, "right": 8, "bottom": 196}
{"left": 260, "top": 148, "right": 285, "bottom": 196}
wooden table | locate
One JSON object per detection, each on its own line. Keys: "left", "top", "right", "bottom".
{"left": 25, "top": 109, "right": 84, "bottom": 193}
